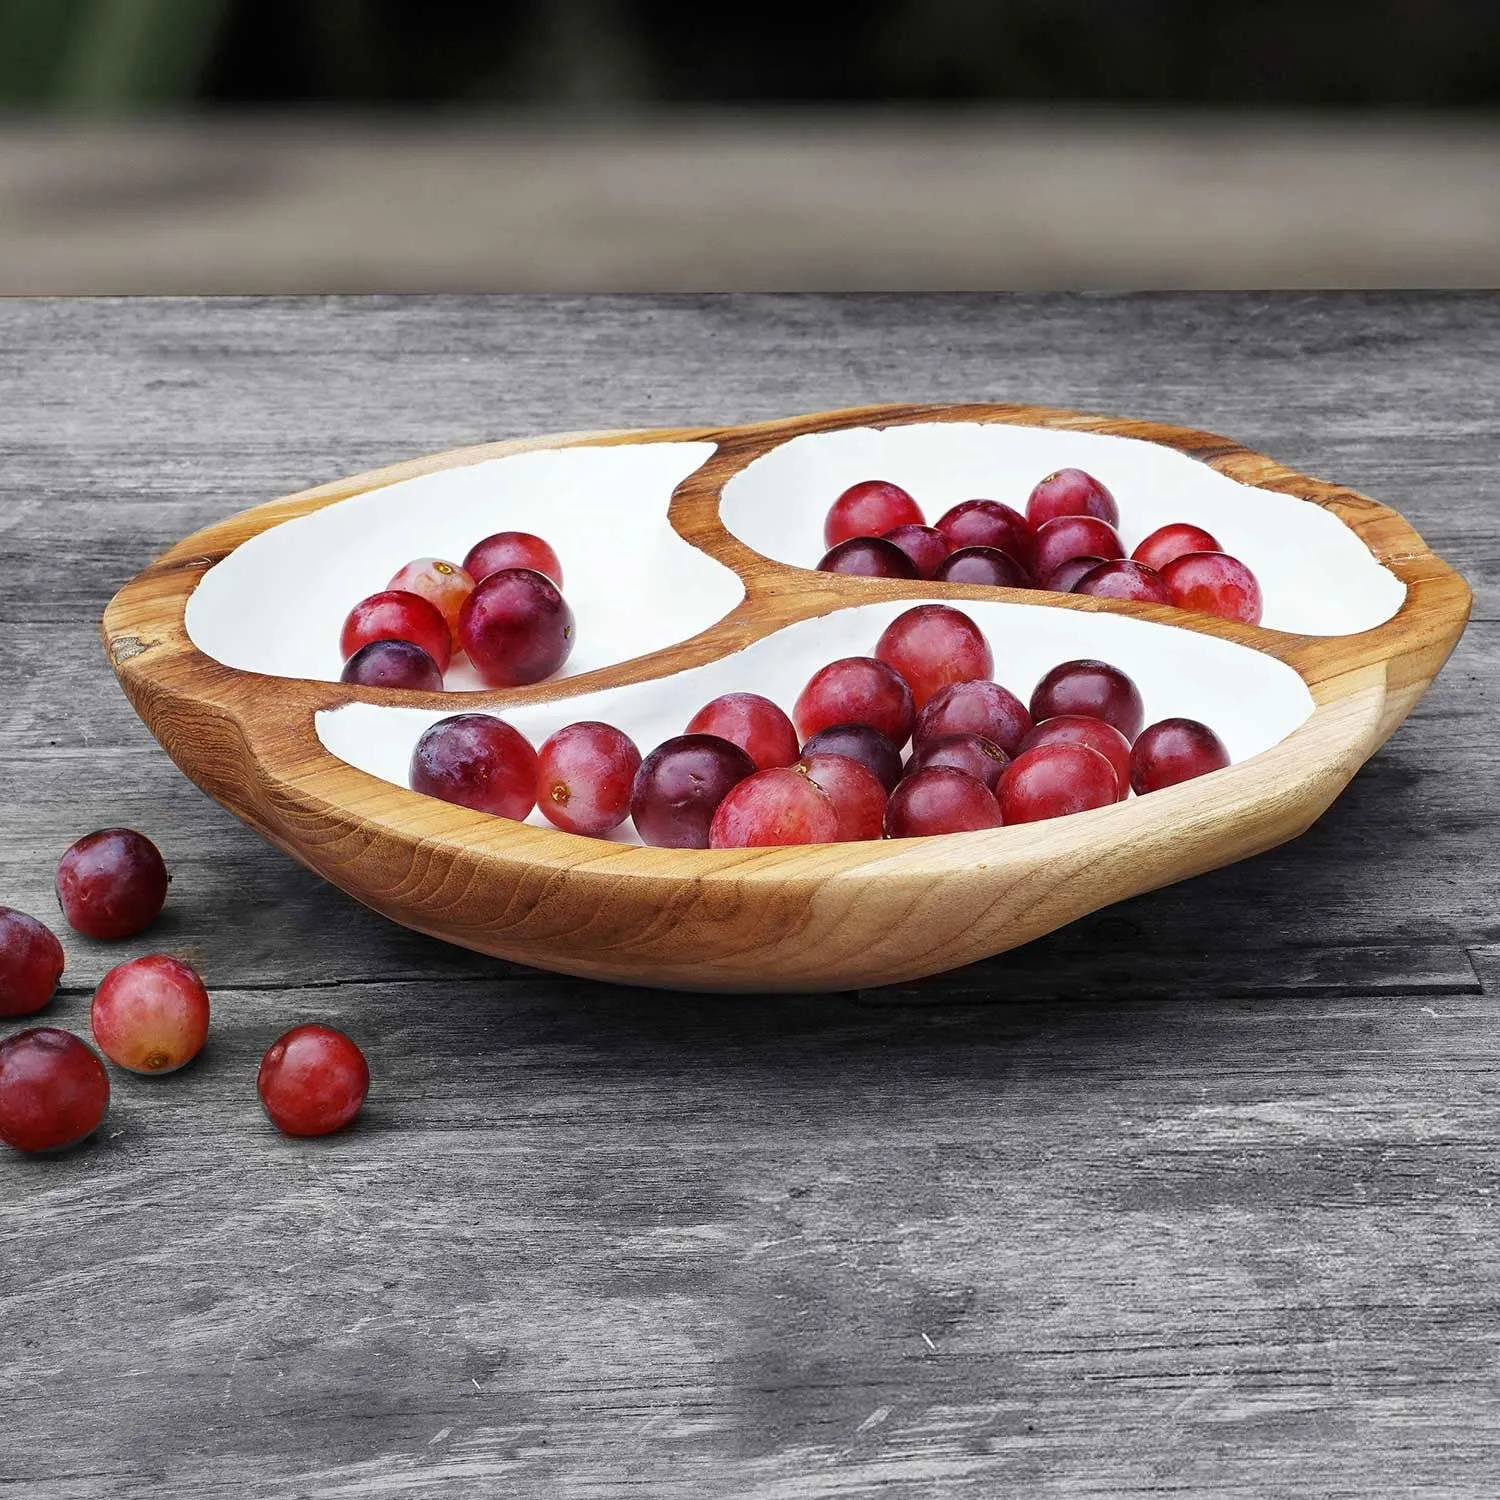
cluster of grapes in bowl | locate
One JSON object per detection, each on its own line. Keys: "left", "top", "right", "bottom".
{"left": 816, "top": 470, "right": 1264, "bottom": 625}
{"left": 0, "top": 829, "right": 368, "bottom": 1155}
{"left": 407, "top": 602, "right": 1233, "bottom": 848}
{"left": 340, "top": 530, "right": 573, "bottom": 690}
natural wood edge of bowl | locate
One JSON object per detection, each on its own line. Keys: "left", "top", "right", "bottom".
{"left": 101, "top": 403, "right": 1473, "bottom": 990}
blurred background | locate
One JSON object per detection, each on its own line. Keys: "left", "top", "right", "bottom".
{"left": 1, "top": 0, "right": 1497, "bottom": 291}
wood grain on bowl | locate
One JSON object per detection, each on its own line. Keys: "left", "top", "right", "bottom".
{"left": 102, "top": 403, "right": 1471, "bottom": 991}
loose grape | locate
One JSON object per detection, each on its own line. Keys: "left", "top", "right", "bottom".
{"left": 1018, "top": 715, "right": 1132, "bottom": 799}
{"left": 56, "top": 829, "right": 169, "bottom": 942}
{"left": 463, "top": 531, "right": 563, "bottom": 588}
{"left": 905, "top": 733, "right": 1009, "bottom": 791}
{"left": 410, "top": 714, "right": 538, "bottom": 820}
{"left": 932, "top": 547, "right": 1030, "bottom": 588}
{"left": 90, "top": 954, "right": 210, "bottom": 1074}
{"left": 535, "top": 721, "right": 642, "bottom": 836}
{"left": 1132, "top": 522, "right": 1220, "bottom": 573}
{"left": 796, "top": 753, "right": 887, "bottom": 841}
{"left": 386, "top": 558, "right": 474, "bottom": 643}
{"left": 884, "top": 768, "right": 1003, "bottom": 837}
{"left": 874, "top": 605, "right": 993, "bottom": 710}
{"left": 459, "top": 567, "right": 575, "bottom": 687}
{"left": 257, "top": 1024, "right": 369, "bottom": 1138}
{"left": 824, "top": 481, "right": 924, "bottom": 549}
{"left": 1026, "top": 468, "right": 1119, "bottom": 528}
{"left": 708, "top": 767, "right": 840, "bottom": 848}
{"left": 816, "top": 537, "right": 921, "bottom": 579}
{"left": 1072, "top": 559, "right": 1173, "bottom": 604}
{"left": 1041, "top": 555, "right": 1109, "bottom": 593}
{"left": 912, "top": 679, "right": 1032, "bottom": 757}
{"left": 998, "top": 742, "right": 1120, "bottom": 824}
{"left": 0, "top": 907, "right": 65, "bottom": 1018}
{"left": 0, "top": 1028, "right": 109, "bottom": 1154}
{"left": 631, "top": 735, "right": 756, "bottom": 849}
{"left": 686, "top": 692, "right": 800, "bottom": 771}
{"left": 1029, "top": 659, "right": 1145, "bottom": 743}
{"left": 799, "top": 723, "right": 904, "bottom": 792}
{"left": 793, "top": 657, "right": 914, "bottom": 746}
{"left": 340, "top": 639, "right": 444, "bottom": 691}
{"left": 340, "top": 590, "right": 452, "bottom": 672}
{"left": 1130, "top": 717, "right": 1231, "bottom": 795}
{"left": 934, "top": 500, "right": 1032, "bottom": 566}
{"left": 1161, "top": 552, "right": 1264, "bottom": 625}
{"left": 880, "top": 524, "right": 950, "bottom": 579}
{"left": 1031, "top": 515, "right": 1125, "bottom": 581}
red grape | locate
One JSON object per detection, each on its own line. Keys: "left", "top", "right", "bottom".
{"left": 0, "top": 1028, "right": 108, "bottom": 1154}
{"left": 386, "top": 558, "right": 474, "bottom": 643}
{"left": 912, "top": 678, "right": 1032, "bottom": 757}
{"left": 905, "top": 733, "right": 1009, "bottom": 791}
{"left": 934, "top": 500, "right": 1032, "bottom": 565}
{"left": 686, "top": 692, "right": 801, "bottom": 771}
{"left": 340, "top": 590, "right": 452, "bottom": 672}
{"left": 825, "top": 480, "right": 923, "bottom": 549}
{"left": 90, "top": 954, "right": 210, "bottom": 1074}
{"left": 1072, "top": 559, "right": 1173, "bottom": 604}
{"left": 1132, "top": 522, "right": 1220, "bottom": 573}
{"left": 1029, "top": 659, "right": 1144, "bottom": 743}
{"left": 1130, "top": 717, "right": 1231, "bottom": 795}
{"left": 631, "top": 735, "right": 755, "bottom": 848}
{"left": 884, "top": 768, "right": 1003, "bottom": 837}
{"left": 1031, "top": 515, "right": 1124, "bottom": 581}
{"left": 1026, "top": 468, "right": 1119, "bottom": 528}
{"left": 1042, "top": 555, "right": 1109, "bottom": 592}
{"left": 796, "top": 754, "right": 887, "bottom": 840}
{"left": 932, "top": 547, "right": 1030, "bottom": 588}
{"left": 410, "top": 714, "right": 538, "bottom": 820}
{"left": 536, "top": 721, "right": 642, "bottom": 836}
{"left": 459, "top": 568, "right": 575, "bottom": 687}
{"left": 1161, "top": 552, "right": 1264, "bottom": 625}
{"left": 56, "top": 829, "right": 168, "bottom": 942}
{"left": 881, "top": 524, "right": 950, "bottom": 579}
{"left": 799, "top": 723, "right": 904, "bottom": 792}
{"left": 463, "top": 531, "right": 563, "bottom": 588}
{"left": 998, "top": 742, "right": 1120, "bottom": 824}
{"left": 793, "top": 657, "right": 914, "bottom": 746}
{"left": 0, "top": 907, "right": 65, "bottom": 1018}
{"left": 817, "top": 537, "right": 920, "bottom": 579}
{"left": 708, "top": 767, "right": 839, "bottom": 848}
{"left": 1018, "top": 715, "right": 1132, "bottom": 798}
{"left": 874, "top": 605, "right": 993, "bottom": 710}
{"left": 257, "top": 1024, "right": 369, "bottom": 1138}
{"left": 340, "top": 639, "right": 444, "bottom": 691}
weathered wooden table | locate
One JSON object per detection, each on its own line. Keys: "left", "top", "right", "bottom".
{"left": 1, "top": 295, "right": 1496, "bottom": 1497}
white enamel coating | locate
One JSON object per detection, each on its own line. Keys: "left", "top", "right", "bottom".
{"left": 316, "top": 597, "right": 1316, "bottom": 846}
{"left": 186, "top": 441, "right": 739, "bottom": 688}
{"left": 719, "top": 422, "right": 1406, "bottom": 636}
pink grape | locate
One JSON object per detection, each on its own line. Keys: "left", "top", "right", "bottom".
{"left": 825, "top": 481, "right": 923, "bottom": 549}
{"left": 631, "top": 735, "right": 755, "bottom": 849}
{"left": 905, "top": 733, "right": 1009, "bottom": 791}
{"left": 1018, "top": 715, "right": 1132, "bottom": 799}
{"left": 934, "top": 500, "right": 1032, "bottom": 566}
{"left": 90, "top": 954, "right": 210, "bottom": 1074}
{"left": 796, "top": 754, "right": 887, "bottom": 840}
{"left": 340, "top": 590, "right": 452, "bottom": 672}
{"left": 874, "top": 605, "right": 993, "bottom": 710}
{"left": 536, "top": 721, "right": 642, "bottom": 836}
{"left": 708, "top": 768, "right": 840, "bottom": 848}
{"left": 463, "top": 531, "right": 563, "bottom": 588}
{"left": 881, "top": 524, "right": 950, "bottom": 579}
{"left": 817, "top": 537, "right": 920, "bottom": 579}
{"left": 1029, "top": 659, "right": 1145, "bottom": 743}
{"left": 410, "top": 714, "right": 538, "bottom": 820}
{"left": 1072, "top": 559, "right": 1173, "bottom": 604}
{"left": 1161, "top": 552, "right": 1264, "bottom": 625}
{"left": 1026, "top": 468, "right": 1119, "bottom": 528}
{"left": 884, "top": 768, "right": 1003, "bottom": 837}
{"left": 912, "top": 679, "right": 1032, "bottom": 757}
{"left": 387, "top": 558, "right": 474, "bottom": 644}
{"left": 793, "top": 657, "right": 914, "bottom": 745}
{"left": 1031, "top": 515, "right": 1124, "bottom": 581}
{"left": 258, "top": 1024, "right": 369, "bottom": 1137}
{"left": 998, "top": 742, "right": 1120, "bottom": 824}
{"left": 1132, "top": 523, "right": 1220, "bottom": 573}
{"left": 1130, "top": 718, "right": 1231, "bottom": 794}
{"left": 687, "top": 693, "right": 801, "bottom": 771}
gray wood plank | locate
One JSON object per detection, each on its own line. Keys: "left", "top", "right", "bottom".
{"left": 1, "top": 295, "right": 1498, "bottom": 1500}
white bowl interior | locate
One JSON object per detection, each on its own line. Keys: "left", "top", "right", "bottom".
{"left": 186, "top": 440, "right": 740, "bottom": 688}
{"left": 719, "top": 423, "right": 1405, "bottom": 637}
{"left": 316, "top": 596, "right": 1315, "bottom": 846}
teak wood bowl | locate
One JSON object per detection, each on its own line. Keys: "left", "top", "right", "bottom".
{"left": 103, "top": 404, "right": 1471, "bottom": 992}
